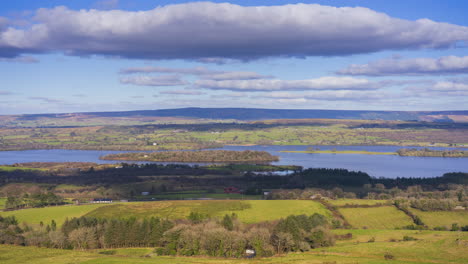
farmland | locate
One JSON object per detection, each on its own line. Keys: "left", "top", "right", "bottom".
{"left": 84, "top": 200, "right": 331, "bottom": 224}
{"left": 0, "top": 120, "right": 467, "bottom": 152}
{"left": 408, "top": 208, "right": 468, "bottom": 228}
{"left": 0, "top": 197, "right": 5, "bottom": 210}
{"left": 0, "top": 203, "right": 110, "bottom": 226}
{"left": 338, "top": 206, "right": 413, "bottom": 229}
{"left": 0, "top": 229, "right": 466, "bottom": 264}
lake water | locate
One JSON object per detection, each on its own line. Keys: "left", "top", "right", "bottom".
{"left": 0, "top": 145, "right": 466, "bottom": 178}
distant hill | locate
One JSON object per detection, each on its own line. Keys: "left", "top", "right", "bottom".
{"left": 2, "top": 108, "right": 468, "bottom": 127}
{"left": 42, "top": 108, "right": 468, "bottom": 121}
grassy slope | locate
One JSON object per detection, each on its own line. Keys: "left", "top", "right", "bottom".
{"left": 0, "top": 230, "right": 466, "bottom": 264}
{"left": 339, "top": 206, "right": 413, "bottom": 229}
{"left": 85, "top": 200, "right": 331, "bottom": 224}
{"left": 0, "top": 204, "right": 111, "bottom": 226}
{"left": 408, "top": 208, "right": 468, "bottom": 228}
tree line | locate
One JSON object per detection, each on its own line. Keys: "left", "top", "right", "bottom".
{"left": 397, "top": 148, "right": 468, "bottom": 157}
{"left": 5, "top": 192, "right": 64, "bottom": 210}
{"left": 0, "top": 213, "right": 335, "bottom": 258}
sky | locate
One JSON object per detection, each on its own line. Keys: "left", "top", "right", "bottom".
{"left": 0, "top": 0, "right": 467, "bottom": 115}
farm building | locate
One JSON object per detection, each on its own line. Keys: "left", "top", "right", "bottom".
{"left": 91, "top": 198, "right": 113, "bottom": 203}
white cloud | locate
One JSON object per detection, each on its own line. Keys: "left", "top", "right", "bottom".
{"left": 431, "top": 81, "right": 468, "bottom": 92}
{"left": 120, "top": 66, "right": 216, "bottom": 75}
{"left": 120, "top": 66, "right": 270, "bottom": 80}
{"left": 120, "top": 75, "right": 187, "bottom": 86}
{"left": 195, "top": 76, "right": 379, "bottom": 91}
{"left": 261, "top": 90, "right": 388, "bottom": 101}
{"left": 1, "top": 3, "right": 467, "bottom": 59}
{"left": 338, "top": 55, "right": 468, "bottom": 76}
{"left": 404, "top": 81, "right": 468, "bottom": 97}
{"left": 159, "top": 90, "right": 205, "bottom": 95}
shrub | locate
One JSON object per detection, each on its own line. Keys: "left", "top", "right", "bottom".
{"left": 99, "top": 250, "right": 116, "bottom": 255}
{"left": 384, "top": 253, "right": 395, "bottom": 260}
{"left": 403, "top": 236, "right": 417, "bottom": 241}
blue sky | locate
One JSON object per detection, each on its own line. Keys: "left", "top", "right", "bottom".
{"left": 0, "top": 0, "right": 467, "bottom": 114}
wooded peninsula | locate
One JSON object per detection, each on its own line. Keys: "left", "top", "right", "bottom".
{"left": 282, "top": 148, "right": 468, "bottom": 158}
{"left": 100, "top": 150, "right": 279, "bottom": 163}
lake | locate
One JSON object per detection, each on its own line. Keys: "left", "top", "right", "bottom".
{"left": 0, "top": 145, "right": 466, "bottom": 178}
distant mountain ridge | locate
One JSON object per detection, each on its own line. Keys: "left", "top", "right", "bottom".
{"left": 14, "top": 107, "right": 468, "bottom": 122}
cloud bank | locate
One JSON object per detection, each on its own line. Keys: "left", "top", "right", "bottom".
{"left": 194, "top": 76, "right": 379, "bottom": 91}
{"left": 1, "top": 2, "right": 468, "bottom": 59}
{"left": 338, "top": 56, "right": 468, "bottom": 76}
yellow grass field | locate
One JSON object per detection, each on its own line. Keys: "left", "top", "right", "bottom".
{"left": 339, "top": 206, "right": 413, "bottom": 229}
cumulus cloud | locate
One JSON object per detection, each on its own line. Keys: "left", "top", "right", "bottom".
{"left": 120, "top": 75, "right": 187, "bottom": 86}
{"left": 202, "top": 72, "right": 270, "bottom": 81}
{"left": 120, "top": 66, "right": 216, "bottom": 75}
{"left": 159, "top": 90, "right": 205, "bottom": 95}
{"left": 1, "top": 3, "right": 467, "bottom": 59}
{"left": 430, "top": 81, "right": 468, "bottom": 92}
{"left": 338, "top": 55, "right": 468, "bottom": 76}
{"left": 120, "top": 66, "right": 270, "bottom": 80}
{"left": 194, "top": 57, "right": 237, "bottom": 65}
{"left": 195, "top": 76, "right": 379, "bottom": 91}
{"left": 404, "top": 80, "right": 468, "bottom": 97}
{"left": 261, "top": 90, "right": 387, "bottom": 101}
{"left": 210, "top": 92, "right": 249, "bottom": 99}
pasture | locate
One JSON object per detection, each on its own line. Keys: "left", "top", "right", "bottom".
{"left": 408, "top": 208, "right": 468, "bottom": 228}
{"left": 0, "top": 197, "right": 5, "bottom": 210}
{"left": 0, "top": 203, "right": 111, "bottom": 226}
{"left": 339, "top": 206, "right": 413, "bottom": 229}
{"left": 84, "top": 200, "right": 331, "bottom": 223}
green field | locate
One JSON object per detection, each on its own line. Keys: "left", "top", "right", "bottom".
{"left": 0, "top": 197, "right": 6, "bottom": 210}
{"left": 408, "top": 208, "right": 468, "bottom": 228}
{"left": 85, "top": 200, "right": 331, "bottom": 223}
{"left": 0, "top": 230, "right": 466, "bottom": 264}
{"left": 329, "top": 199, "right": 391, "bottom": 206}
{"left": 0, "top": 166, "right": 42, "bottom": 172}
{"left": 339, "top": 206, "right": 413, "bottom": 229}
{"left": 0, "top": 204, "right": 111, "bottom": 226}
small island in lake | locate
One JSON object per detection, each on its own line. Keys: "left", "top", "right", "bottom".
{"left": 100, "top": 150, "right": 279, "bottom": 163}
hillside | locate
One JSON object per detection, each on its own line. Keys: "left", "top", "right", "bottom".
{"left": 2, "top": 108, "right": 468, "bottom": 127}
